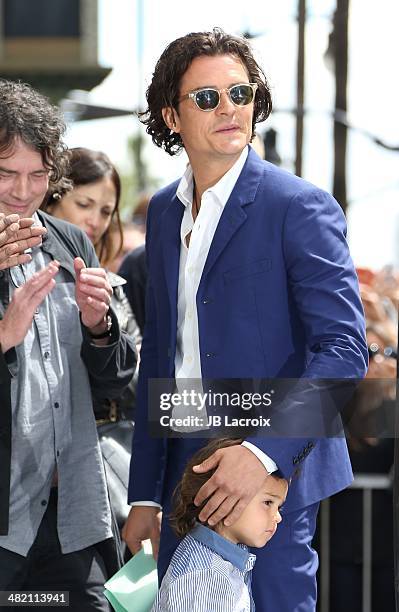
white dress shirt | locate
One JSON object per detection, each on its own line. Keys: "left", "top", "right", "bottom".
{"left": 132, "top": 146, "right": 277, "bottom": 508}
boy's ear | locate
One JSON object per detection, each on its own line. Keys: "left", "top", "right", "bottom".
{"left": 162, "top": 107, "right": 180, "bottom": 133}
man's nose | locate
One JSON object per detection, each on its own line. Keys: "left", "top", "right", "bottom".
{"left": 11, "top": 175, "right": 30, "bottom": 200}
{"left": 216, "top": 89, "right": 235, "bottom": 114}
{"left": 276, "top": 510, "right": 282, "bottom": 524}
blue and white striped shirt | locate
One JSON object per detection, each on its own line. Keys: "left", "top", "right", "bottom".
{"left": 151, "top": 523, "right": 256, "bottom": 611}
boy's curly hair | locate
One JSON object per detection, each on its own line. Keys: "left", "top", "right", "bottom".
{"left": 169, "top": 438, "right": 243, "bottom": 539}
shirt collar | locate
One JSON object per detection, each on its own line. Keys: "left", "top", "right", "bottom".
{"left": 176, "top": 146, "right": 249, "bottom": 211}
{"left": 23, "top": 212, "right": 42, "bottom": 255}
{"left": 32, "top": 212, "right": 42, "bottom": 226}
{"left": 190, "top": 522, "right": 256, "bottom": 573}
{"left": 36, "top": 211, "right": 76, "bottom": 278}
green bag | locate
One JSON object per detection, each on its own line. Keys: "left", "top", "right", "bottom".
{"left": 104, "top": 544, "right": 158, "bottom": 612}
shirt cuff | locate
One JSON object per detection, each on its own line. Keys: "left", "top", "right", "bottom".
{"left": 242, "top": 441, "right": 278, "bottom": 474}
{"left": 130, "top": 501, "right": 162, "bottom": 509}
{"left": 0, "top": 347, "right": 17, "bottom": 379}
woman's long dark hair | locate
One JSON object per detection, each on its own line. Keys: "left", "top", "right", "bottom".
{"left": 44, "top": 147, "right": 123, "bottom": 267}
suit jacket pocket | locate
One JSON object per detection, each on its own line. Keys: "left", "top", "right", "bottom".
{"left": 223, "top": 258, "right": 272, "bottom": 284}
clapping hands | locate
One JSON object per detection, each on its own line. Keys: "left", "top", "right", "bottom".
{"left": 0, "top": 213, "right": 46, "bottom": 270}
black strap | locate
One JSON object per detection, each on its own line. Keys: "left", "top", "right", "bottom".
{"left": 0, "top": 268, "right": 11, "bottom": 535}
{"left": 0, "top": 269, "right": 10, "bottom": 311}
{"left": 394, "top": 317, "right": 399, "bottom": 610}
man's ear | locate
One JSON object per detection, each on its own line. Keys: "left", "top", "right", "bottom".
{"left": 162, "top": 107, "right": 179, "bottom": 132}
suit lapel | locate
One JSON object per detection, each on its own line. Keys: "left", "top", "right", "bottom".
{"left": 202, "top": 147, "right": 264, "bottom": 279}
{"left": 159, "top": 148, "right": 265, "bottom": 314}
{"left": 161, "top": 194, "right": 184, "bottom": 313}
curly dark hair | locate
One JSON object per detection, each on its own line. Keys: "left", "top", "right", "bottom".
{"left": 0, "top": 79, "right": 70, "bottom": 192}
{"left": 44, "top": 147, "right": 123, "bottom": 267}
{"left": 140, "top": 28, "right": 272, "bottom": 156}
{"left": 169, "top": 437, "right": 243, "bottom": 539}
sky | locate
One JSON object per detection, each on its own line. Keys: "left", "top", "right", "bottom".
{"left": 65, "top": 0, "right": 399, "bottom": 270}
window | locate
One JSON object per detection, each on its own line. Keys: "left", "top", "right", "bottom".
{"left": 4, "top": 0, "right": 80, "bottom": 38}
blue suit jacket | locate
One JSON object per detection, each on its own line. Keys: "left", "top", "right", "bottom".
{"left": 128, "top": 147, "right": 367, "bottom": 513}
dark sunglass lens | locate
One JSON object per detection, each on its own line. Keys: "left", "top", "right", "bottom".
{"left": 230, "top": 84, "right": 254, "bottom": 106}
{"left": 195, "top": 89, "right": 219, "bottom": 110}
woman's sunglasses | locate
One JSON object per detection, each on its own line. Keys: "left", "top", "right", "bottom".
{"left": 179, "top": 83, "right": 258, "bottom": 112}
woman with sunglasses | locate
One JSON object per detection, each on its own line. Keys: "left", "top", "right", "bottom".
{"left": 43, "top": 148, "right": 140, "bottom": 549}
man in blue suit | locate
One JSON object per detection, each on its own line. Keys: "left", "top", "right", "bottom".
{"left": 124, "top": 29, "right": 368, "bottom": 611}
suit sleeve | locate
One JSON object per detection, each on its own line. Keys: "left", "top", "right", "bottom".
{"left": 246, "top": 187, "right": 368, "bottom": 479}
{"left": 118, "top": 245, "right": 147, "bottom": 334}
{"left": 128, "top": 202, "right": 167, "bottom": 504}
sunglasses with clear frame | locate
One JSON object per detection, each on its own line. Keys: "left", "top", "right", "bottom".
{"left": 179, "top": 83, "right": 258, "bottom": 111}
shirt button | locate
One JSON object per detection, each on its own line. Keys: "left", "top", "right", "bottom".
{"left": 41, "top": 500, "right": 47, "bottom": 506}
{"left": 54, "top": 402, "right": 59, "bottom": 409}
{"left": 186, "top": 355, "right": 193, "bottom": 363}
{"left": 56, "top": 450, "right": 60, "bottom": 457}
{"left": 187, "top": 311, "right": 193, "bottom": 319}
{"left": 43, "top": 351, "right": 50, "bottom": 359}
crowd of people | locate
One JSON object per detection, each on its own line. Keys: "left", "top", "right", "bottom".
{"left": 0, "top": 26, "right": 396, "bottom": 612}
{"left": 315, "top": 265, "right": 397, "bottom": 612}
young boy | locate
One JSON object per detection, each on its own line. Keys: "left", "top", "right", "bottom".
{"left": 151, "top": 438, "right": 288, "bottom": 611}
